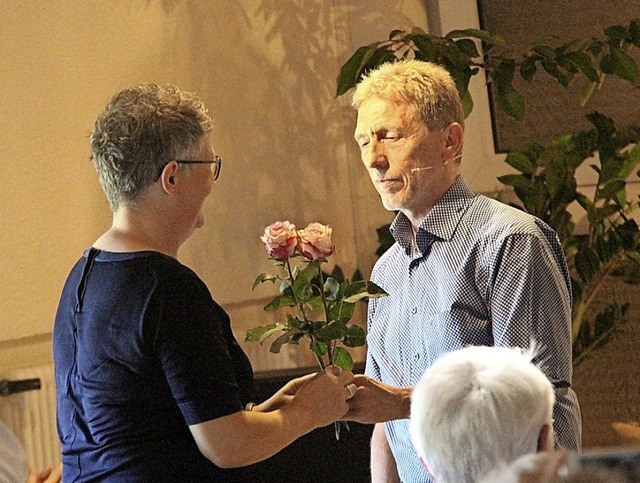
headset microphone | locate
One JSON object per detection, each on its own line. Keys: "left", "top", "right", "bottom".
{"left": 411, "top": 166, "right": 435, "bottom": 173}
{"left": 411, "top": 152, "right": 463, "bottom": 173}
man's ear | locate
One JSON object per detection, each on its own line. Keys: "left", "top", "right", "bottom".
{"left": 160, "top": 161, "right": 179, "bottom": 193}
{"left": 442, "top": 122, "right": 463, "bottom": 163}
{"left": 537, "top": 423, "right": 553, "bottom": 452}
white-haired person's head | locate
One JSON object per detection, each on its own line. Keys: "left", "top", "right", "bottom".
{"left": 409, "top": 345, "right": 555, "bottom": 483}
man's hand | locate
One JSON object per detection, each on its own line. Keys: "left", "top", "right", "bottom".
{"left": 344, "top": 374, "right": 412, "bottom": 423}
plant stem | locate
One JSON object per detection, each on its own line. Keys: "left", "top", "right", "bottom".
{"left": 316, "top": 267, "right": 334, "bottom": 364}
{"left": 284, "top": 259, "right": 327, "bottom": 369}
{"left": 571, "top": 255, "right": 623, "bottom": 340}
{"left": 285, "top": 258, "right": 312, "bottom": 326}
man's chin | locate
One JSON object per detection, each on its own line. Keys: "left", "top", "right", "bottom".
{"left": 381, "top": 198, "right": 402, "bottom": 212}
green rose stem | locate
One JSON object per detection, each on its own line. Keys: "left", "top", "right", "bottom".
{"left": 315, "top": 267, "right": 336, "bottom": 366}
{"left": 311, "top": 261, "right": 347, "bottom": 440}
{"left": 285, "top": 256, "right": 344, "bottom": 439}
{"left": 284, "top": 258, "right": 326, "bottom": 370}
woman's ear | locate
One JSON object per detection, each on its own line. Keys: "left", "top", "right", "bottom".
{"left": 442, "top": 122, "right": 463, "bottom": 164}
{"left": 160, "top": 161, "right": 179, "bottom": 193}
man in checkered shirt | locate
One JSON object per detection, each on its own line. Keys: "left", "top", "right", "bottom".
{"left": 345, "top": 60, "right": 581, "bottom": 483}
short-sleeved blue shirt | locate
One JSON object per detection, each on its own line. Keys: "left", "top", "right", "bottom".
{"left": 53, "top": 249, "right": 254, "bottom": 482}
{"left": 366, "top": 176, "right": 581, "bottom": 482}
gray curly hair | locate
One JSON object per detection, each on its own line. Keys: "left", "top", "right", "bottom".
{"left": 90, "top": 84, "right": 213, "bottom": 210}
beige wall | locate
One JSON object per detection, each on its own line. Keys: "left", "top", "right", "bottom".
{"left": 0, "top": 0, "right": 505, "bottom": 373}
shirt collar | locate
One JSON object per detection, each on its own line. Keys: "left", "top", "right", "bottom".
{"left": 390, "top": 176, "right": 477, "bottom": 253}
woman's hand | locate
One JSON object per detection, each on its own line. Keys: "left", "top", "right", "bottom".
{"left": 289, "top": 366, "right": 354, "bottom": 429}
{"left": 255, "top": 372, "right": 316, "bottom": 412}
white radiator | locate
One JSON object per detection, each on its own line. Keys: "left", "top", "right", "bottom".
{"left": 0, "top": 364, "right": 60, "bottom": 471}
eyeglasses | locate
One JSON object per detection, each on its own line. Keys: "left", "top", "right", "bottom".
{"left": 176, "top": 155, "right": 222, "bottom": 181}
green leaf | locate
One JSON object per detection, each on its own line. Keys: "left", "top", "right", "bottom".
{"left": 270, "top": 331, "right": 294, "bottom": 354}
{"left": 292, "top": 262, "right": 320, "bottom": 299}
{"left": 311, "top": 340, "right": 328, "bottom": 357}
{"left": 252, "top": 273, "right": 278, "bottom": 290}
{"left": 287, "top": 315, "right": 305, "bottom": 330}
{"left": 621, "top": 142, "right": 640, "bottom": 178}
{"left": 454, "top": 38, "right": 479, "bottom": 58}
{"left": 504, "top": 152, "right": 535, "bottom": 174}
{"left": 343, "top": 324, "right": 366, "bottom": 347}
{"left": 446, "top": 29, "right": 503, "bottom": 47}
{"left": 328, "top": 265, "right": 346, "bottom": 283}
{"left": 497, "top": 174, "right": 532, "bottom": 192}
{"left": 332, "top": 347, "right": 354, "bottom": 371}
{"left": 604, "top": 25, "right": 630, "bottom": 44}
{"left": 532, "top": 45, "right": 556, "bottom": 59}
{"left": 491, "top": 61, "right": 525, "bottom": 120}
{"left": 605, "top": 47, "right": 639, "bottom": 83}
{"left": 460, "top": 89, "right": 474, "bottom": 118}
{"left": 305, "top": 295, "right": 324, "bottom": 311}
{"left": 336, "top": 42, "right": 384, "bottom": 96}
{"left": 497, "top": 85, "right": 525, "bottom": 120}
{"left": 411, "top": 34, "right": 436, "bottom": 60}
{"left": 324, "top": 277, "right": 340, "bottom": 299}
{"left": 579, "top": 81, "right": 598, "bottom": 107}
{"left": 541, "top": 59, "right": 571, "bottom": 88}
{"left": 245, "top": 323, "right": 284, "bottom": 343}
{"left": 329, "top": 300, "right": 356, "bottom": 323}
{"left": 574, "top": 247, "right": 601, "bottom": 284}
{"left": 315, "top": 320, "right": 347, "bottom": 341}
{"left": 630, "top": 19, "right": 640, "bottom": 46}
{"left": 566, "top": 51, "right": 599, "bottom": 82}
{"left": 520, "top": 56, "right": 538, "bottom": 82}
{"left": 342, "top": 280, "right": 388, "bottom": 303}
{"left": 596, "top": 178, "right": 626, "bottom": 200}
{"left": 264, "top": 294, "right": 297, "bottom": 311}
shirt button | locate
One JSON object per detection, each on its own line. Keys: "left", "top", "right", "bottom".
{"left": 411, "top": 307, "right": 418, "bottom": 315}
{"left": 414, "top": 353, "right": 420, "bottom": 360}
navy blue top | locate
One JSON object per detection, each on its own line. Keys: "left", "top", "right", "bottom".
{"left": 53, "top": 249, "right": 254, "bottom": 482}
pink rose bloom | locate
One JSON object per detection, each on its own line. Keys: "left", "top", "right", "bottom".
{"left": 260, "top": 221, "right": 299, "bottom": 260}
{"left": 297, "top": 222, "right": 335, "bottom": 260}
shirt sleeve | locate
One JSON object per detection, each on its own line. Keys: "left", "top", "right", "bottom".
{"left": 489, "top": 232, "right": 582, "bottom": 450}
{"left": 151, "top": 273, "right": 244, "bottom": 425}
{"left": 489, "top": 232, "right": 573, "bottom": 382}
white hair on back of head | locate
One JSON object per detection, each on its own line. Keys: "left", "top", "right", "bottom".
{"left": 409, "top": 345, "right": 555, "bottom": 483}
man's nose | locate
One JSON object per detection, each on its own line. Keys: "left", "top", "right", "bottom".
{"left": 363, "top": 140, "right": 388, "bottom": 170}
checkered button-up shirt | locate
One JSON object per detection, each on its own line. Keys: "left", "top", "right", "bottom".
{"left": 365, "top": 176, "right": 581, "bottom": 483}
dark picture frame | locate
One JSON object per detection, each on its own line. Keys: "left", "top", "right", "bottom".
{"left": 477, "top": 0, "right": 640, "bottom": 153}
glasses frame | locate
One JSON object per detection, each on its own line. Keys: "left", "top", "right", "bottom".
{"left": 175, "top": 155, "right": 222, "bottom": 181}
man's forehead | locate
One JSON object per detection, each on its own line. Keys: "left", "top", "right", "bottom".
{"left": 355, "top": 99, "right": 419, "bottom": 131}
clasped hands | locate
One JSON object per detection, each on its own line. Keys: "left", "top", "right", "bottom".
{"left": 261, "top": 369, "right": 410, "bottom": 425}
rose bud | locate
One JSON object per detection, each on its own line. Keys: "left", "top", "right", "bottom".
{"left": 260, "top": 221, "right": 299, "bottom": 260}
{"left": 298, "top": 222, "right": 335, "bottom": 260}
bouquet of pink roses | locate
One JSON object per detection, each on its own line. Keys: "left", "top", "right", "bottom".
{"left": 246, "top": 221, "right": 388, "bottom": 372}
